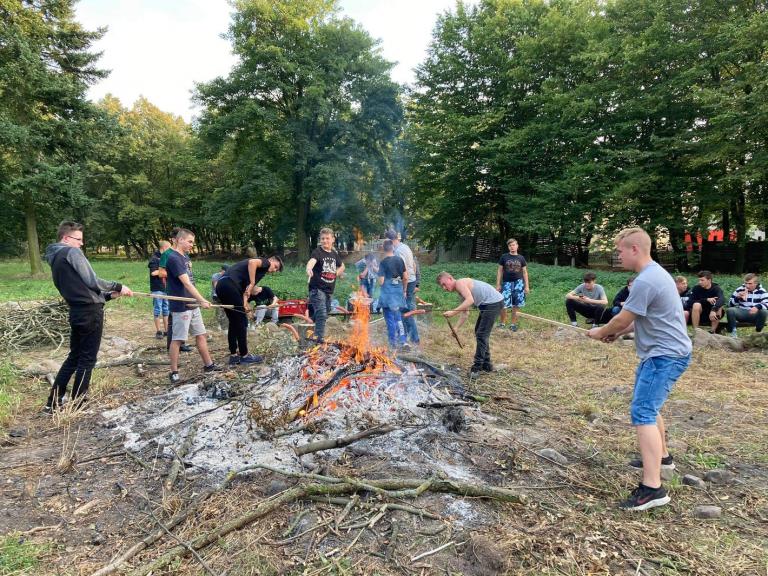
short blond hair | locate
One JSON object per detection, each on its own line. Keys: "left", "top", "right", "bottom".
{"left": 615, "top": 227, "right": 651, "bottom": 252}
{"left": 436, "top": 271, "right": 453, "bottom": 283}
{"left": 674, "top": 275, "right": 687, "bottom": 284}
{"left": 319, "top": 227, "right": 334, "bottom": 237}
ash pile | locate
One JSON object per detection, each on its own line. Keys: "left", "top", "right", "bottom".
{"left": 104, "top": 341, "right": 501, "bottom": 485}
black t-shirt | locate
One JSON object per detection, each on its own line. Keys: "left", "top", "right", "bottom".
{"left": 248, "top": 286, "right": 275, "bottom": 305}
{"left": 689, "top": 283, "right": 724, "bottom": 309}
{"left": 309, "top": 247, "right": 343, "bottom": 294}
{"left": 612, "top": 286, "right": 630, "bottom": 308}
{"left": 378, "top": 255, "right": 406, "bottom": 284}
{"left": 148, "top": 252, "right": 164, "bottom": 292}
{"left": 224, "top": 259, "right": 270, "bottom": 293}
{"left": 166, "top": 250, "right": 194, "bottom": 313}
{"left": 498, "top": 253, "right": 527, "bottom": 283}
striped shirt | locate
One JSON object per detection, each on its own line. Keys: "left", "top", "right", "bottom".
{"left": 728, "top": 284, "right": 767, "bottom": 310}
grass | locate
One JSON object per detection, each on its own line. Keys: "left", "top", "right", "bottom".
{"left": 0, "top": 535, "right": 48, "bottom": 575}
{"left": 0, "top": 257, "right": 751, "bottom": 326}
{"left": 0, "top": 361, "right": 21, "bottom": 431}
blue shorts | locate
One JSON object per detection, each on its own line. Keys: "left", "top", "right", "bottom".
{"left": 152, "top": 291, "right": 169, "bottom": 318}
{"left": 631, "top": 354, "right": 690, "bottom": 425}
{"left": 501, "top": 280, "right": 525, "bottom": 309}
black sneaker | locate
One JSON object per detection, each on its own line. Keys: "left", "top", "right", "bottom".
{"left": 618, "top": 483, "right": 670, "bottom": 511}
{"left": 203, "top": 363, "right": 224, "bottom": 373}
{"left": 228, "top": 355, "right": 241, "bottom": 366}
{"left": 628, "top": 454, "right": 675, "bottom": 470}
{"left": 155, "top": 331, "right": 163, "bottom": 340}
{"left": 169, "top": 372, "right": 181, "bottom": 385}
{"left": 42, "top": 405, "right": 54, "bottom": 415}
{"left": 239, "top": 353, "right": 264, "bottom": 364}
{"left": 180, "top": 344, "right": 193, "bottom": 352}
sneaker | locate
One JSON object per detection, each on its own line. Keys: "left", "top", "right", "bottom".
{"left": 482, "top": 364, "right": 494, "bottom": 372}
{"left": 228, "top": 355, "right": 241, "bottom": 366}
{"left": 497, "top": 323, "right": 507, "bottom": 330}
{"left": 155, "top": 331, "right": 163, "bottom": 340}
{"left": 180, "top": 344, "right": 193, "bottom": 353}
{"left": 509, "top": 324, "right": 518, "bottom": 332}
{"left": 729, "top": 330, "right": 738, "bottom": 339}
{"left": 162, "top": 331, "right": 168, "bottom": 336}
{"left": 42, "top": 405, "right": 54, "bottom": 415}
{"left": 203, "top": 363, "right": 224, "bottom": 373}
{"left": 618, "top": 483, "right": 670, "bottom": 511}
{"left": 169, "top": 372, "right": 181, "bottom": 385}
{"left": 628, "top": 454, "right": 675, "bottom": 470}
{"left": 239, "top": 354, "right": 264, "bottom": 364}
{"left": 570, "top": 321, "right": 578, "bottom": 327}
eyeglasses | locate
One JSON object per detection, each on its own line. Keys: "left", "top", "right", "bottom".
{"left": 66, "top": 235, "right": 84, "bottom": 243}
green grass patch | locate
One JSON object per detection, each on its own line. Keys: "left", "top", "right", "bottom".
{"left": 0, "top": 361, "right": 21, "bottom": 432}
{"left": 0, "top": 534, "right": 48, "bottom": 574}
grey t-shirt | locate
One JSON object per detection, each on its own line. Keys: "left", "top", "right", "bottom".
{"left": 622, "top": 261, "right": 692, "bottom": 360}
{"left": 394, "top": 242, "right": 416, "bottom": 284}
{"left": 573, "top": 283, "right": 606, "bottom": 301}
{"left": 470, "top": 279, "right": 503, "bottom": 307}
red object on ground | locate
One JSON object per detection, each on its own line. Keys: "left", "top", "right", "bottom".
{"left": 278, "top": 299, "right": 308, "bottom": 319}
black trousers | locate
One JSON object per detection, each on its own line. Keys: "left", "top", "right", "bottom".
{"left": 216, "top": 277, "right": 249, "bottom": 355}
{"left": 473, "top": 301, "right": 502, "bottom": 371}
{"left": 565, "top": 299, "right": 606, "bottom": 324}
{"left": 47, "top": 304, "right": 104, "bottom": 408}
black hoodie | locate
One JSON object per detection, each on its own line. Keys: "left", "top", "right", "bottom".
{"left": 44, "top": 243, "right": 122, "bottom": 306}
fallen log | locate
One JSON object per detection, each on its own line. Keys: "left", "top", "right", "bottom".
{"left": 294, "top": 424, "right": 396, "bottom": 456}
{"left": 163, "top": 425, "right": 197, "bottom": 494}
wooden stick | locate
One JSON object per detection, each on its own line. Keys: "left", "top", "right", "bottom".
{"left": 294, "top": 425, "right": 396, "bottom": 456}
{"left": 185, "top": 303, "right": 235, "bottom": 309}
{"left": 445, "top": 317, "right": 464, "bottom": 348}
{"left": 517, "top": 311, "right": 589, "bottom": 332}
{"left": 411, "top": 540, "right": 459, "bottom": 562}
{"left": 132, "top": 291, "right": 199, "bottom": 303}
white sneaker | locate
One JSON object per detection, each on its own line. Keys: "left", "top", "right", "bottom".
{"left": 730, "top": 330, "right": 738, "bottom": 338}
{"left": 571, "top": 321, "right": 578, "bottom": 327}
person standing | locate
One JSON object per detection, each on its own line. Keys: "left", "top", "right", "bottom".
{"left": 306, "top": 228, "right": 345, "bottom": 343}
{"left": 148, "top": 241, "right": 171, "bottom": 339}
{"left": 159, "top": 228, "right": 191, "bottom": 353}
{"left": 166, "top": 229, "right": 222, "bottom": 384}
{"left": 437, "top": 272, "right": 503, "bottom": 375}
{"left": 355, "top": 252, "right": 379, "bottom": 311}
{"left": 215, "top": 256, "right": 282, "bottom": 364}
{"left": 495, "top": 238, "right": 530, "bottom": 331}
{"left": 385, "top": 230, "right": 420, "bottom": 347}
{"left": 377, "top": 239, "right": 408, "bottom": 349}
{"left": 588, "top": 228, "right": 691, "bottom": 511}
{"left": 43, "top": 221, "right": 133, "bottom": 412}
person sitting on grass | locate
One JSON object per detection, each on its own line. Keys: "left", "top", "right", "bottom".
{"left": 726, "top": 273, "right": 767, "bottom": 337}
{"left": 565, "top": 272, "right": 608, "bottom": 328}
{"left": 689, "top": 270, "right": 725, "bottom": 333}
{"left": 495, "top": 238, "right": 529, "bottom": 332}
{"left": 249, "top": 286, "right": 279, "bottom": 326}
{"left": 604, "top": 275, "right": 635, "bottom": 322}
{"left": 675, "top": 276, "right": 692, "bottom": 324}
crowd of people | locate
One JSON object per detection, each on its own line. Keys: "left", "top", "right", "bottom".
{"left": 41, "top": 220, "right": 764, "bottom": 512}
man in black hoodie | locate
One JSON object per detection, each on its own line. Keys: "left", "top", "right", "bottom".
{"left": 43, "top": 221, "right": 133, "bottom": 412}
{"left": 689, "top": 270, "right": 725, "bottom": 333}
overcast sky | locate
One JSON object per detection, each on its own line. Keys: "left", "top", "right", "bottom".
{"left": 74, "top": 0, "right": 472, "bottom": 121}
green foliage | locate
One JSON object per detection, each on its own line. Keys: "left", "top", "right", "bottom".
{"left": 0, "top": 360, "right": 20, "bottom": 431}
{"left": 0, "top": 534, "right": 48, "bottom": 574}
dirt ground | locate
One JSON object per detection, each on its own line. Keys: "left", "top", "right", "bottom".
{"left": 1, "top": 310, "right": 767, "bottom": 575}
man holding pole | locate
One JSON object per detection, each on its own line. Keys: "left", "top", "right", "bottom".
{"left": 44, "top": 221, "right": 133, "bottom": 412}
{"left": 165, "top": 229, "right": 222, "bottom": 384}
{"left": 437, "top": 272, "right": 503, "bottom": 375}
{"left": 587, "top": 228, "right": 691, "bottom": 511}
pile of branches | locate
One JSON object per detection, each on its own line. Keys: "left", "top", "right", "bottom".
{"left": 0, "top": 300, "right": 69, "bottom": 352}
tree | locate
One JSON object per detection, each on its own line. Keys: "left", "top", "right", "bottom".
{"left": 0, "top": 0, "right": 106, "bottom": 273}
{"left": 195, "top": 0, "right": 403, "bottom": 260}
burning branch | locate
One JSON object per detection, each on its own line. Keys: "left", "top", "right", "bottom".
{"left": 294, "top": 424, "right": 396, "bottom": 456}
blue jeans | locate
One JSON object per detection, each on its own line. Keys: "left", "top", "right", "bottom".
{"left": 383, "top": 308, "right": 406, "bottom": 348}
{"left": 400, "top": 282, "right": 420, "bottom": 344}
{"left": 631, "top": 354, "right": 691, "bottom": 425}
{"left": 152, "top": 291, "right": 169, "bottom": 318}
{"left": 309, "top": 288, "right": 332, "bottom": 341}
{"left": 726, "top": 307, "right": 766, "bottom": 332}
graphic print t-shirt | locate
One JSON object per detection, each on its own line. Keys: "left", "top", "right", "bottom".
{"left": 499, "top": 253, "right": 527, "bottom": 283}
{"left": 309, "top": 247, "right": 343, "bottom": 294}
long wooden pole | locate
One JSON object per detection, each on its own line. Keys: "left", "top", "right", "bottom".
{"left": 517, "top": 311, "right": 589, "bottom": 332}
{"left": 445, "top": 317, "right": 464, "bottom": 348}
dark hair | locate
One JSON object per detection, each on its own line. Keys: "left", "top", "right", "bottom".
{"left": 269, "top": 255, "right": 284, "bottom": 272}
{"left": 57, "top": 221, "right": 83, "bottom": 241}
{"left": 697, "top": 270, "right": 713, "bottom": 280}
{"left": 627, "top": 275, "right": 636, "bottom": 285}
{"left": 169, "top": 227, "right": 180, "bottom": 240}
{"left": 384, "top": 229, "right": 398, "bottom": 241}
{"left": 220, "top": 264, "right": 229, "bottom": 271}
{"left": 383, "top": 239, "right": 394, "bottom": 252}
{"left": 583, "top": 272, "right": 597, "bottom": 282}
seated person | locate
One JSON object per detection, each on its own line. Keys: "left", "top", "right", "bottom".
{"left": 676, "top": 276, "right": 692, "bottom": 323}
{"left": 688, "top": 270, "right": 725, "bottom": 333}
{"left": 725, "top": 273, "right": 767, "bottom": 337}
{"left": 248, "top": 286, "right": 279, "bottom": 326}
{"left": 604, "top": 275, "right": 635, "bottom": 322}
{"left": 565, "top": 272, "right": 608, "bottom": 327}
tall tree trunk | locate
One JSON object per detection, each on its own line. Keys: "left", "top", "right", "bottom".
{"left": 295, "top": 170, "right": 309, "bottom": 261}
{"left": 733, "top": 191, "right": 747, "bottom": 274}
{"left": 24, "top": 190, "right": 43, "bottom": 275}
{"left": 722, "top": 208, "right": 730, "bottom": 241}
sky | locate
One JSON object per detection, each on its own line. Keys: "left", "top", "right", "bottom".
{"left": 74, "top": 0, "right": 473, "bottom": 121}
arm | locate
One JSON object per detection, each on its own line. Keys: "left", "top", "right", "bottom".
{"left": 583, "top": 288, "right": 608, "bottom": 306}
{"left": 337, "top": 262, "right": 345, "bottom": 277}
{"left": 587, "top": 308, "right": 637, "bottom": 342}
{"left": 67, "top": 249, "right": 130, "bottom": 296}
{"left": 402, "top": 269, "right": 409, "bottom": 296}
{"left": 566, "top": 287, "right": 580, "bottom": 300}
{"left": 305, "top": 258, "right": 317, "bottom": 281}
{"left": 496, "top": 265, "right": 503, "bottom": 290}
{"left": 179, "top": 274, "right": 211, "bottom": 307}
{"left": 245, "top": 258, "right": 264, "bottom": 297}
{"left": 714, "top": 286, "right": 725, "bottom": 309}
{"left": 523, "top": 266, "right": 530, "bottom": 293}
{"left": 444, "top": 281, "right": 474, "bottom": 317}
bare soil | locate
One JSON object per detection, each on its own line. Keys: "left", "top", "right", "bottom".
{"left": 1, "top": 310, "right": 767, "bottom": 575}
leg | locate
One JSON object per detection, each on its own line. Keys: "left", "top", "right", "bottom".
{"left": 71, "top": 307, "right": 104, "bottom": 400}
{"left": 310, "top": 289, "right": 329, "bottom": 341}
{"left": 709, "top": 307, "right": 721, "bottom": 332}
{"left": 47, "top": 314, "right": 82, "bottom": 408}
{"left": 269, "top": 307, "right": 279, "bottom": 324}
{"left": 152, "top": 293, "right": 163, "bottom": 332}
{"left": 169, "top": 340, "right": 181, "bottom": 372}
{"left": 690, "top": 302, "right": 702, "bottom": 330}
{"left": 166, "top": 312, "right": 174, "bottom": 351}
{"left": 161, "top": 297, "right": 169, "bottom": 332}
{"left": 473, "top": 306, "right": 498, "bottom": 370}
{"left": 756, "top": 309, "right": 767, "bottom": 332}
{"left": 195, "top": 335, "right": 213, "bottom": 366}
{"left": 726, "top": 308, "right": 738, "bottom": 332}
{"left": 224, "top": 307, "right": 238, "bottom": 354}
{"left": 657, "top": 413, "right": 669, "bottom": 458}
{"left": 233, "top": 307, "right": 249, "bottom": 355}
{"left": 188, "top": 309, "right": 213, "bottom": 366}
{"left": 637, "top": 424, "right": 664, "bottom": 488}
{"left": 499, "top": 308, "right": 508, "bottom": 324}
{"left": 565, "top": 299, "right": 578, "bottom": 322}
{"left": 402, "top": 282, "right": 420, "bottom": 344}
{"left": 383, "top": 308, "right": 398, "bottom": 347}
